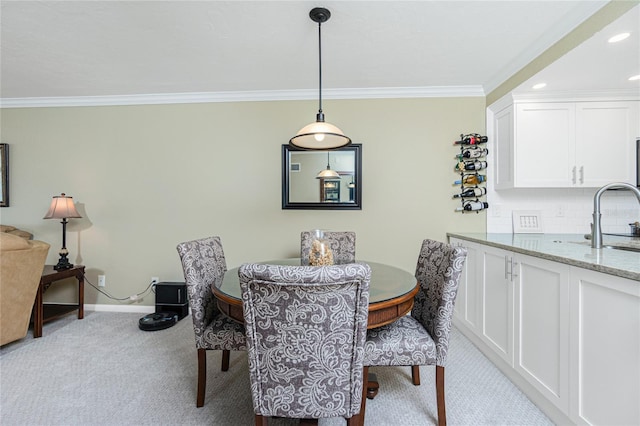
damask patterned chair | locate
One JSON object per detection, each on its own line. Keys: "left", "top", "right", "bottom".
{"left": 176, "top": 236, "right": 246, "bottom": 407}
{"left": 363, "top": 239, "right": 467, "bottom": 426}
{"left": 239, "top": 263, "right": 371, "bottom": 425}
{"left": 300, "top": 231, "right": 356, "bottom": 265}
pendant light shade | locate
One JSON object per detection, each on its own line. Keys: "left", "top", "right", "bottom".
{"left": 316, "top": 152, "right": 341, "bottom": 179}
{"left": 316, "top": 167, "right": 341, "bottom": 179}
{"left": 290, "top": 7, "right": 352, "bottom": 150}
{"left": 292, "top": 120, "right": 350, "bottom": 150}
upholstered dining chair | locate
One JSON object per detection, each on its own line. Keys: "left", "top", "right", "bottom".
{"left": 300, "top": 231, "right": 356, "bottom": 265}
{"left": 363, "top": 239, "right": 467, "bottom": 426}
{"left": 239, "top": 262, "right": 371, "bottom": 425}
{"left": 176, "top": 236, "right": 246, "bottom": 407}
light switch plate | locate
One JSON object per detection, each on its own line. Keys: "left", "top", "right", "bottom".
{"left": 512, "top": 210, "right": 544, "bottom": 233}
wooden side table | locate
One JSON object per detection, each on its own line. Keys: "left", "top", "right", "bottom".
{"left": 33, "top": 264, "right": 85, "bottom": 338}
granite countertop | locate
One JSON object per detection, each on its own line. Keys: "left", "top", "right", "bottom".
{"left": 446, "top": 232, "right": 640, "bottom": 282}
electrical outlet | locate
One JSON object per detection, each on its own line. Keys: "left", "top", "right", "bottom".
{"left": 555, "top": 204, "right": 565, "bottom": 217}
{"left": 98, "top": 275, "right": 106, "bottom": 287}
{"left": 151, "top": 277, "right": 160, "bottom": 285}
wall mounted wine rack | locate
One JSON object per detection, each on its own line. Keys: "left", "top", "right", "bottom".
{"left": 453, "top": 133, "right": 489, "bottom": 213}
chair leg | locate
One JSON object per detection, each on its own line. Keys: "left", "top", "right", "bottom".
{"left": 436, "top": 365, "right": 446, "bottom": 426}
{"left": 411, "top": 365, "right": 421, "bottom": 385}
{"left": 348, "top": 366, "right": 368, "bottom": 426}
{"left": 221, "top": 349, "right": 230, "bottom": 371}
{"left": 196, "top": 348, "right": 206, "bottom": 407}
{"left": 255, "top": 414, "right": 268, "bottom": 426}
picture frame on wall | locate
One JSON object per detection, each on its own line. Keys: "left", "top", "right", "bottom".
{"left": 0, "top": 144, "right": 8, "bottom": 207}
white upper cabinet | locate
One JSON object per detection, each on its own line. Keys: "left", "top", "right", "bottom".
{"left": 514, "top": 102, "right": 576, "bottom": 187}
{"left": 492, "top": 99, "right": 639, "bottom": 189}
{"left": 575, "top": 102, "right": 639, "bottom": 186}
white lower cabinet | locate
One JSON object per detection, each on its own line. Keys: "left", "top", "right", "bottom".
{"left": 569, "top": 267, "right": 640, "bottom": 426}
{"left": 452, "top": 238, "right": 482, "bottom": 333}
{"left": 480, "top": 244, "right": 514, "bottom": 365}
{"left": 449, "top": 237, "right": 639, "bottom": 425}
{"left": 514, "top": 254, "right": 570, "bottom": 413}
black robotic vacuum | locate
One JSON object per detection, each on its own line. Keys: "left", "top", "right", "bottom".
{"left": 138, "top": 312, "right": 179, "bottom": 331}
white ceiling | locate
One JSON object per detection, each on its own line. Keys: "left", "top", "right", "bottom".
{"left": 1, "top": 1, "right": 637, "bottom": 105}
{"left": 515, "top": 4, "right": 640, "bottom": 96}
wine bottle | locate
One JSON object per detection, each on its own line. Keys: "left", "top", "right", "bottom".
{"left": 455, "top": 201, "right": 489, "bottom": 212}
{"left": 453, "top": 174, "right": 487, "bottom": 185}
{"left": 453, "top": 187, "right": 487, "bottom": 198}
{"left": 453, "top": 134, "right": 488, "bottom": 145}
{"left": 461, "top": 147, "right": 489, "bottom": 158}
{"left": 455, "top": 160, "right": 487, "bottom": 171}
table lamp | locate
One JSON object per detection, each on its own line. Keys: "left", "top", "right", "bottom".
{"left": 43, "top": 193, "right": 82, "bottom": 270}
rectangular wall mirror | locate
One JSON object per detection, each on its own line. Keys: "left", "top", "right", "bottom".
{"left": 282, "top": 144, "right": 362, "bottom": 210}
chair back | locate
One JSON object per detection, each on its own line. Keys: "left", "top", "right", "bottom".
{"left": 300, "top": 231, "right": 356, "bottom": 265}
{"left": 239, "top": 262, "right": 370, "bottom": 419}
{"left": 412, "top": 239, "right": 467, "bottom": 365}
{"left": 176, "top": 236, "right": 227, "bottom": 347}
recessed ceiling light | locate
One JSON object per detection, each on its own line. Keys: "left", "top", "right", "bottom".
{"left": 629, "top": 75, "right": 640, "bottom": 81}
{"left": 608, "top": 32, "right": 630, "bottom": 43}
{"left": 532, "top": 83, "right": 547, "bottom": 89}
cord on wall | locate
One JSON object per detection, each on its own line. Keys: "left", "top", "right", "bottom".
{"left": 82, "top": 273, "right": 156, "bottom": 303}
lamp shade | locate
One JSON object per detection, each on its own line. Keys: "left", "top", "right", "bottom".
{"left": 290, "top": 120, "right": 352, "bottom": 150}
{"left": 43, "top": 193, "right": 82, "bottom": 219}
{"left": 316, "top": 168, "right": 341, "bottom": 179}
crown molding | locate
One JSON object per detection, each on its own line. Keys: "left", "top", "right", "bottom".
{"left": 487, "top": 88, "right": 640, "bottom": 113}
{"left": 0, "top": 86, "right": 485, "bottom": 108}
{"left": 512, "top": 88, "right": 640, "bottom": 103}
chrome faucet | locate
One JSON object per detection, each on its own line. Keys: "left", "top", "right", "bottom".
{"left": 592, "top": 182, "right": 640, "bottom": 249}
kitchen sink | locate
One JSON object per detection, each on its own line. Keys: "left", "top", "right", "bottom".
{"left": 600, "top": 245, "right": 640, "bottom": 253}
{"left": 559, "top": 240, "right": 640, "bottom": 253}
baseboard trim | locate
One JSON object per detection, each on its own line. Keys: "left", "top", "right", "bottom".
{"left": 85, "top": 304, "right": 155, "bottom": 314}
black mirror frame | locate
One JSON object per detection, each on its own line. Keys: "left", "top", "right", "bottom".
{"left": 282, "top": 144, "right": 362, "bottom": 210}
{"left": 0, "top": 144, "right": 8, "bottom": 207}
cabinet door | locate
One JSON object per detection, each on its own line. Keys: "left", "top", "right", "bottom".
{"left": 493, "top": 105, "right": 515, "bottom": 190}
{"left": 450, "top": 238, "right": 481, "bottom": 331}
{"left": 575, "top": 101, "right": 639, "bottom": 186}
{"left": 480, "top": 245, "right": 514, "bottom": 365}
{"left": 514, "top": 254, "right": 570, "bottom": 412}
{"left": 569, "top": 268, "right": 640, "bottom": 426}
{"left": 514, "top": 103, "right": 576, "bottom": 187}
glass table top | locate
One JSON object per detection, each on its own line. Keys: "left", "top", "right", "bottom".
{"left": 218, "top": 258, "right": 417, "bottom": 304}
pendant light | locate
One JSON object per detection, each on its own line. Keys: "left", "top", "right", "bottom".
{"left": 290, "top": 7, "right": 352, "bottom": 150}
{"left": 316, "top": 152, "right": 341, "bottom": 179}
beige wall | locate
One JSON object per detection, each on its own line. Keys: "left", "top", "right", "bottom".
{"left": 0, "top": 97, "right": 486, "bottom": 306}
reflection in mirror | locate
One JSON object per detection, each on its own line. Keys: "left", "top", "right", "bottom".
{"left": 282, "top": 144, "right": 362, "bottom": 210}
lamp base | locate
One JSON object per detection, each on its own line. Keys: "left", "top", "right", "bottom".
{"left": 54, "top": 254, "right": 74, "bottom": 270}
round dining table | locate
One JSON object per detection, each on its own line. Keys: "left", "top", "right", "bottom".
{"left": 212, "top": 258, "right": 419, "bottom": 329}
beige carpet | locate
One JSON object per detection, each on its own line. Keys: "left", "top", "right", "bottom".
{"left": 0, "top": 312, "right": 552, "bottom": 425}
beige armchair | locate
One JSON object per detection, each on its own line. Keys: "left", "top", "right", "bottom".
{"left": 0, "top": 232, "right": 50, "bottom": 346}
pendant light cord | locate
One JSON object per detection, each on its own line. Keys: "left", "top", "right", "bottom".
{"left": 317, "top": 21, "right": 324, "bottom": 120}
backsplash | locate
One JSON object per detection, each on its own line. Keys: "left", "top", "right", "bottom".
{"left": 487, "top": 187, "right": 640, "bottom": 235}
